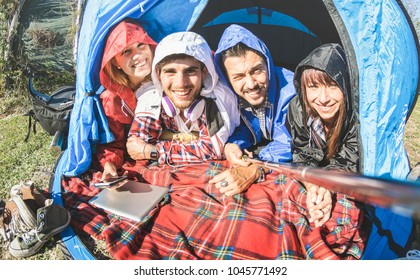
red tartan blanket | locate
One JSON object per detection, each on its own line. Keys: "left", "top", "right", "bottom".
{"left": 62, "top": 160, "right": 368, "bottom": 260}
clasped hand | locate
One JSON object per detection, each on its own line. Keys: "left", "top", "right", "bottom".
{"left": 305, "top": 182, "right": 332, "bottom": 227}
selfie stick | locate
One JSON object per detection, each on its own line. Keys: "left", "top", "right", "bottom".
{"left": 243, "top": 157, "right": 420, "bottom": 218}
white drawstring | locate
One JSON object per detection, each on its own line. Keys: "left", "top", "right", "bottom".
{"left": 121, "top": 99, "right": 135, "bottom": 118}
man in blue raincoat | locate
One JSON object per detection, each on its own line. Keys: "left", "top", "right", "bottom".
{"left": 209, "top": 24, "right": 296, "bottom": 196}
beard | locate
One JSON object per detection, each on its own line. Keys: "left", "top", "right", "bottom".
{"left": 172, "top": 87, "right": 202, "bottom": 110}
{"left": 243, "top": 84, "right": 267, "bottom": 107}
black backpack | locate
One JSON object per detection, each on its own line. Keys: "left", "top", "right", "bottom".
{"left": 25, "top": 77, "right": 75, "bottom": 149}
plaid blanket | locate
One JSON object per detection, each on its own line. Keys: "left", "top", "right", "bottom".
{"left": 62, "top": 160, "right": 368, "bottom": 260}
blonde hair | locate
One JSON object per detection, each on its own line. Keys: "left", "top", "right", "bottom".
{"left": 301, "top": 68, "right": 345, "bottom": 160}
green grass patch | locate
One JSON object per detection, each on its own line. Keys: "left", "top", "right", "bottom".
{"left": 0, "top": 114, "right": 58, "bottom": 197}
{"left": 0, "top": 114, "right": 64, "bottom": 259}
{"left": 405, "top": 100, "right": 420, "bottom": 166}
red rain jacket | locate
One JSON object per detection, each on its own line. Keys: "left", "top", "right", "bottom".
{"left": 96, "top": 20, "right": 156, "bottom": 169}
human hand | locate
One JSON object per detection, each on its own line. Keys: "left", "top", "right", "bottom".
{"left": 101, "top": 161, "right": 118, "bottom": 181}
{"left": 209, "top": 164, "right": 260, "bottom": 197}
{"left": 108, "top": 171, "right": 129, "bottom": 190}
{"left": 99, "top": 168, "right": 129, "bottom": 190}
{"left": 172, "top": 132, "right": 200, "bottom": 143}
{"left": 126, "top": 136, "right": 148, "bottom": 160}
{"left": 161, "top": 130, "right": 199, "bottom": 143}
{"left": 305, "top": 183, "right": 332, "bottom": 227}
{"left": 224, "top": 143, "right": 250, "bottom": 167}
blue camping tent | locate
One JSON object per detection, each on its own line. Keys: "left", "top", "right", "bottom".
{"left": 52, "top": 0, "right": 419, "bottom": 260}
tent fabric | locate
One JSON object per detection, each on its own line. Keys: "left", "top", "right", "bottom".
{"left": 334, "top": 0, "right": 418, "bottom": 179}
{"left": 203, "top": 8, "right": 314, "bottom": 34}
{"left": 331, "top": 0, "right": 419, "bottom": 259}
{"left": 52, "top": 0, "right": 419, "bottom": 259}
{"left": 62, "top": 0, "right": 209, "bottom": 176}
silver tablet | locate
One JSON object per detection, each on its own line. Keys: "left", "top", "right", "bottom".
{"left": 89, "top": 181, "right": 169, "bottom": 222}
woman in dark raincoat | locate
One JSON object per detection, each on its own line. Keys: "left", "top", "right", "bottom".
{"left": 286, "top": 43, "right": 361, "bottom": 227}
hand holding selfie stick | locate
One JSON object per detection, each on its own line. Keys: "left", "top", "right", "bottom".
{"left": 243, "top": 156, "right": 420, "bottom": 218}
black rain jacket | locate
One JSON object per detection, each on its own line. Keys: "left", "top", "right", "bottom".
{"left": 285, "top": 43, "right": 360, "bottom": 172}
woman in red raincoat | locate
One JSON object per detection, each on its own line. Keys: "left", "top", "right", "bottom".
{"left": 97, "top": 19, "right": 157, "bottom": 180}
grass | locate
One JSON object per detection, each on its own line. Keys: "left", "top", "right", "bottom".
{"left": 0, "top": 95, "right": 419, "bottom": 260}
{"left": 0, "top": 114, "right": 65, "bottom": 260}
{"left": 405, "top": 99, "right": 420, "bottom": 250}
{"left": 0, "top": 115, "right": 58, "bottom": 189}
{"left": 405, "top": 99, "right": 420, "bottom": 166}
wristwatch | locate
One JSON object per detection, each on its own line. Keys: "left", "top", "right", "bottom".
{"left": 149, "top": 146, "right": 158, "bottom": 160}
{"left": 256, "top": 166, "right": 265, "bottom": 183}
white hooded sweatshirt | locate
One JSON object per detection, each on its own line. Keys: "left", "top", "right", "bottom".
{"left": 134, "top": 31, "right": 240, "bottom": 160}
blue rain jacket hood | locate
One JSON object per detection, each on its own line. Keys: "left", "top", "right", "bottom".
{"left": 214, "top": 24, "right": 296, "bottom": 162}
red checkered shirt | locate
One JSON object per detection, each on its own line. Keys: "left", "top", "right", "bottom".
{"left": 129, "top": 108, "right": 223, "bottom": 165}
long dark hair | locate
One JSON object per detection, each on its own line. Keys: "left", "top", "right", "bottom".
{"left": 301, "top": 68, "right": 346, "bottom": 159}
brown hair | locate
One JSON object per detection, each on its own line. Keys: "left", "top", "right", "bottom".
{"left": 301, "top": 68, "right": 346, "bottom": 160}
{"left": 155, "top": 53, "right": 206, "bottom": 75}
{"left": 220, "top": 42, "right": 265, "bottom": 76}
{"left": 102, "top": 52, "right": 153, "bottom": 90}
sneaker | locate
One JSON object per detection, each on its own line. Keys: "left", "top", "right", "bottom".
{"left": 0, "top": 198, "right": 7, "bottom": 240}
{"left": 0, "top": 179, "right": 45, "bottom": 242}
{"left": 7, "top": 195, "right": 37, "bottom": 239}
{"left": 10, "top": 179, "right": 47, "bottom": 212}
{"left": 1, "top": 194, "right": 38, "bottom": 242}
{"left": 398, "top": 249, "right": 420, "bottom": 260}
{"left": 8, "top": 199, "right": 71, "bottom": 258}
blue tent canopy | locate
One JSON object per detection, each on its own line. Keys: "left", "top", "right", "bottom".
{"left": 52, "top": 0, "right": 419, "bottom": 260}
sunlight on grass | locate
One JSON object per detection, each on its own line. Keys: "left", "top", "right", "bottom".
{"left": 0, "top": 114, "right": 64, "bottom": 259}
{"left": 0, "top": 115, "right": 58, "bottom": 193}
{"left": 405, "top": 99, "right": 420, "bottom": 166}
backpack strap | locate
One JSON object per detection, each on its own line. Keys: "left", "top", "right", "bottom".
{"left": 203, "top": 97, "right": 224, "bottom": 137}
{"left": 23, "top": 109, "right": 38, "bottom": 142}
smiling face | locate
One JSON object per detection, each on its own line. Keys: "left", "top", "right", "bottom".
{"left": 113, "top": 42, "right": 154, "bottom": 88}
{"left": 222, "top": 50, "right": 268, "bottom": 107}
{"left": 157, "top": 56, "right": 207, "bottom": 111}
{"left": 302, "top": 68, "right": 344, "bottom": 127}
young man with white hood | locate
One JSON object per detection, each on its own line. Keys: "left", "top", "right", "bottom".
{"left": 127, "top": 31, "right": 239, "bottom": 165}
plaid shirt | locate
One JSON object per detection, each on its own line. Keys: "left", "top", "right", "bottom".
{"left": 240, "top": 98, "right": 271, "bottom": 140}
{"left": 307, "top": 115, "right": 326, "bottom": 150}
{"left": 129, "top": 107, "right": 223, "bottom": 165}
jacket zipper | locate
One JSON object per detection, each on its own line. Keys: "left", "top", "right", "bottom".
{"left": 267, "top": 103, "right": 274, "bottom": 140}
{"left": 241, "top": 112, "right": 257, "bottom": 145}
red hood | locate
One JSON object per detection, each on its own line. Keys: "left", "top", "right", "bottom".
{"left": 99, "top": 20, "right": 157, "bottom": 109}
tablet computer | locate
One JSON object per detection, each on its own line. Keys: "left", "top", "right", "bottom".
{"left": 89, "top": 180, "right": 169, "bottom": 222}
